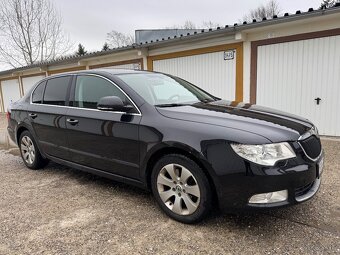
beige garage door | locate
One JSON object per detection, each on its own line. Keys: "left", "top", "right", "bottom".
{"left": 22, "top": 75, "right": 45, "bottom": 95}
{"left": 153, "top": 51, "right": 237, "bottom": 101}
{"left": 1, "top": 79, "right": 21, "bottom": 112}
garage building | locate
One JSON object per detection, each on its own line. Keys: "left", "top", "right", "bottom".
{"left": 0, "top": 5, "right": 339, "bottom": 136}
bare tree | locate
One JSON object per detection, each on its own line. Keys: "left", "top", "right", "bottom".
{"left": 167, "top": 20, "right": 221, "bottom": 30}
{"left": 106, "top": 30, "right": 134, "bottom": 48}
{"left": 319, "top": 0, "right": 338, "bottom": 9}
{"left": 165, "top": 20, "right": 195, "bottom": 29}
{"left": 0, "top": 0, "right": 72, "bottom": 68}
{"left": 182, "top": 20, "right": 196, "bottom": 29}
{"left": 243, "top": 0, "right": 282, "bottom": 22}
{"left": 202, "top": 21, "right": 221, "bottom": 29}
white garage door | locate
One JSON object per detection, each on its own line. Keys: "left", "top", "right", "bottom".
{"left": 256, "top": 35, "right": 340, "bottom": 136}
{"left": 22, "top": 75, "right": 45, "bottom": 95}
{"left": 153, "top": 51, "right": 236, "bottom": 100}
{"left": 1, "top": 79, "right": 21, "bottom": 112}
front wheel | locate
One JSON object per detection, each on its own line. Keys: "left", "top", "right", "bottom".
{"left": 151, "top": 154, "right": 213, "bottom": 224}
{"left": 19, "top": 130, "right": 48, "bottom": 170}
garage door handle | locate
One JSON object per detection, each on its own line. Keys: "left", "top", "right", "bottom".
{"left": 314, "top": 97, "right": 321, "bottom": 105}
{"left": 29, "top": 113, "right": 37, "bottom": 119}
{"left": 67, "top": 119, "right": 79, "bottom": 125}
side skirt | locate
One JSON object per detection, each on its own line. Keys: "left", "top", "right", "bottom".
{"left": 47, "top": 155, "right": 147, "bottom": 190}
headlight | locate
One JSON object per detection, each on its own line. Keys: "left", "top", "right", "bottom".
{"left": 231, "top": 142, "right": 296, "bottom": 166}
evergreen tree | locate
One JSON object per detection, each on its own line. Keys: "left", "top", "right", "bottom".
{"left": 102, "top": 42, "right": 110, "bottom": 51}
{"left": 76, "top": 43, "right": 87, "bottom": 56}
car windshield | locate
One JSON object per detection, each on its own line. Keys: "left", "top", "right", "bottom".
{"left": 117, "top": 73, "right": 215, "bottom": 106}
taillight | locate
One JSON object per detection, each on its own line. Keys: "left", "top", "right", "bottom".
{"left": 6, "top": 111, "right": 11, "bottom": 121}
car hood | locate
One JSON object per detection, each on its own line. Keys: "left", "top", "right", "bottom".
{"left": 156, "top": 100, "right": 313, "bottom": 143}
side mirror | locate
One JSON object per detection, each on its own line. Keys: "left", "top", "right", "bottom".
{"left": 97, "top": 96, "right": 134, "bottom": 112}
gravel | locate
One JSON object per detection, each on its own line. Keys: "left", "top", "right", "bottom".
{"left": 0, "top": 117, "right": 339, "bottom": 254}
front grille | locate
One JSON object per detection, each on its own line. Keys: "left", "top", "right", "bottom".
{"left": 295, "top": 181, "right": 314, "bottom": 197}
{"left": 299, "top": 135, "right": 322, "bottom": 159}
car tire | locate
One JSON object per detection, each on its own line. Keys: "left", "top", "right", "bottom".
{"left": 19, "top": 130, "right": 49, "bottom": 170}
{"left": 151, "top": 154, "right": 212, "bottom": 224}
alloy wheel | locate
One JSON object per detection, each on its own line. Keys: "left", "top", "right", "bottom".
{"left": 20, "top": 136, "right": 36, "bottom": 165}
{"left": 157, "top": 163, "right": 201, "bottom": 215}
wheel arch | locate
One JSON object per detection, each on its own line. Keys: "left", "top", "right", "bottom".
{"left": 142, "top": 143, "right": 219, "bottom": 207}
{"left": 16, "top": 125, "right": 30, "bottom": 145}
{"left": 15, "top": 122, "right": 47, "bottom": 159}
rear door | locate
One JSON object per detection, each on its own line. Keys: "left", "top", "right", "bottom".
{"left": 27, "top": 76, "right": 72, "bottom": 159}
{"left": 65, "top": 74, "right": 141, "bottom": 179}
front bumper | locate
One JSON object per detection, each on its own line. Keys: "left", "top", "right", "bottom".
{"left": 216, "top": 151, "right": 324, "bottom": 212}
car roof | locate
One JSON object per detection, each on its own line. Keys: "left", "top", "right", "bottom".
{"left": 48, "top": 68, "right": 152, "bottom": 78}
{"left": 93, "top": 68, "right": 151, "bottom": 75}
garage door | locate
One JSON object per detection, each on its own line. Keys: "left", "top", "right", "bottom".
{"left": 152, "top": 51, "right": 237, "bottom": 100}
{"left": 22, "top": 75, "right": 45, "bottom": 95}
{"left": 256, "top": 35, "right": 340, "bottom": 136}
{"left": 1, "top": 79, "right": 21, "bottom": 112}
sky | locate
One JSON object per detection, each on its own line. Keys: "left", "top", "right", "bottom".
{"left": 52, "top": 0, "right": 322, "bottom": 52}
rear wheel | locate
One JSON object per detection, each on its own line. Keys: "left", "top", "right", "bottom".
{"left": 19, "top": 131, "right": 48, "bottom": 170}
{"left": 151, "top": 154, "right": 212, "bottom": 224}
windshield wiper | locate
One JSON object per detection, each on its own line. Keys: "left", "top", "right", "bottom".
{"left": 201, "top": 98, "right": 215, "bottom": 103}
{"left": 155, "top": 103, "right": 190, "bottom": 107}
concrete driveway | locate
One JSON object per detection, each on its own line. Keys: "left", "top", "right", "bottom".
{"left": 0, "top": 115, "right": 339, "bottom": 254}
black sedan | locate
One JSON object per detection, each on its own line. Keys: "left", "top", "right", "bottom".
{"left": 7, "top": 69, "right": 324, "bottom": 223}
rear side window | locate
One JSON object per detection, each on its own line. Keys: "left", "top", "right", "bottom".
{"left": 73, "top": 75, "right": 128, "bottom": 109}
{"left": 32, "top": 82, "right": 45, "bottom": 104}
{"left": 43, "top": 76, "right": 71, "bottom": 106}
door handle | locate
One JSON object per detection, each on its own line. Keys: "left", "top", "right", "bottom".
{"left": 29, "top": 113, "right": 37, "bottom": 119}
{"left": 314, "top": 97, "right": 321, "bottom": 105}
{"left": 67, "top": 119, "right": 79, "bottom": 125}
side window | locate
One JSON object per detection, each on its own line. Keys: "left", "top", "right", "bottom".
{"left": 43, "top": 76, "right": 71, "bottom": 106}
{"left": 31, "top": 81, "right": 45, "bottom": 104}
{"left": 73, "top": 75, "right": 129, "bottom": 109}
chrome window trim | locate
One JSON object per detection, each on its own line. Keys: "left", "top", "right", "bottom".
{"left": 29, "top": 73, "right": 142, "bottom": 116}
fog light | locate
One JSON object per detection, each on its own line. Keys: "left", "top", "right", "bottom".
{"left": 249, "top": 190, "right": 288, "bottom": 204}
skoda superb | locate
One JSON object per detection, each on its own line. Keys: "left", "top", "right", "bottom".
{"left": 7, "top": 69, "right": 324, "bottom": 223}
